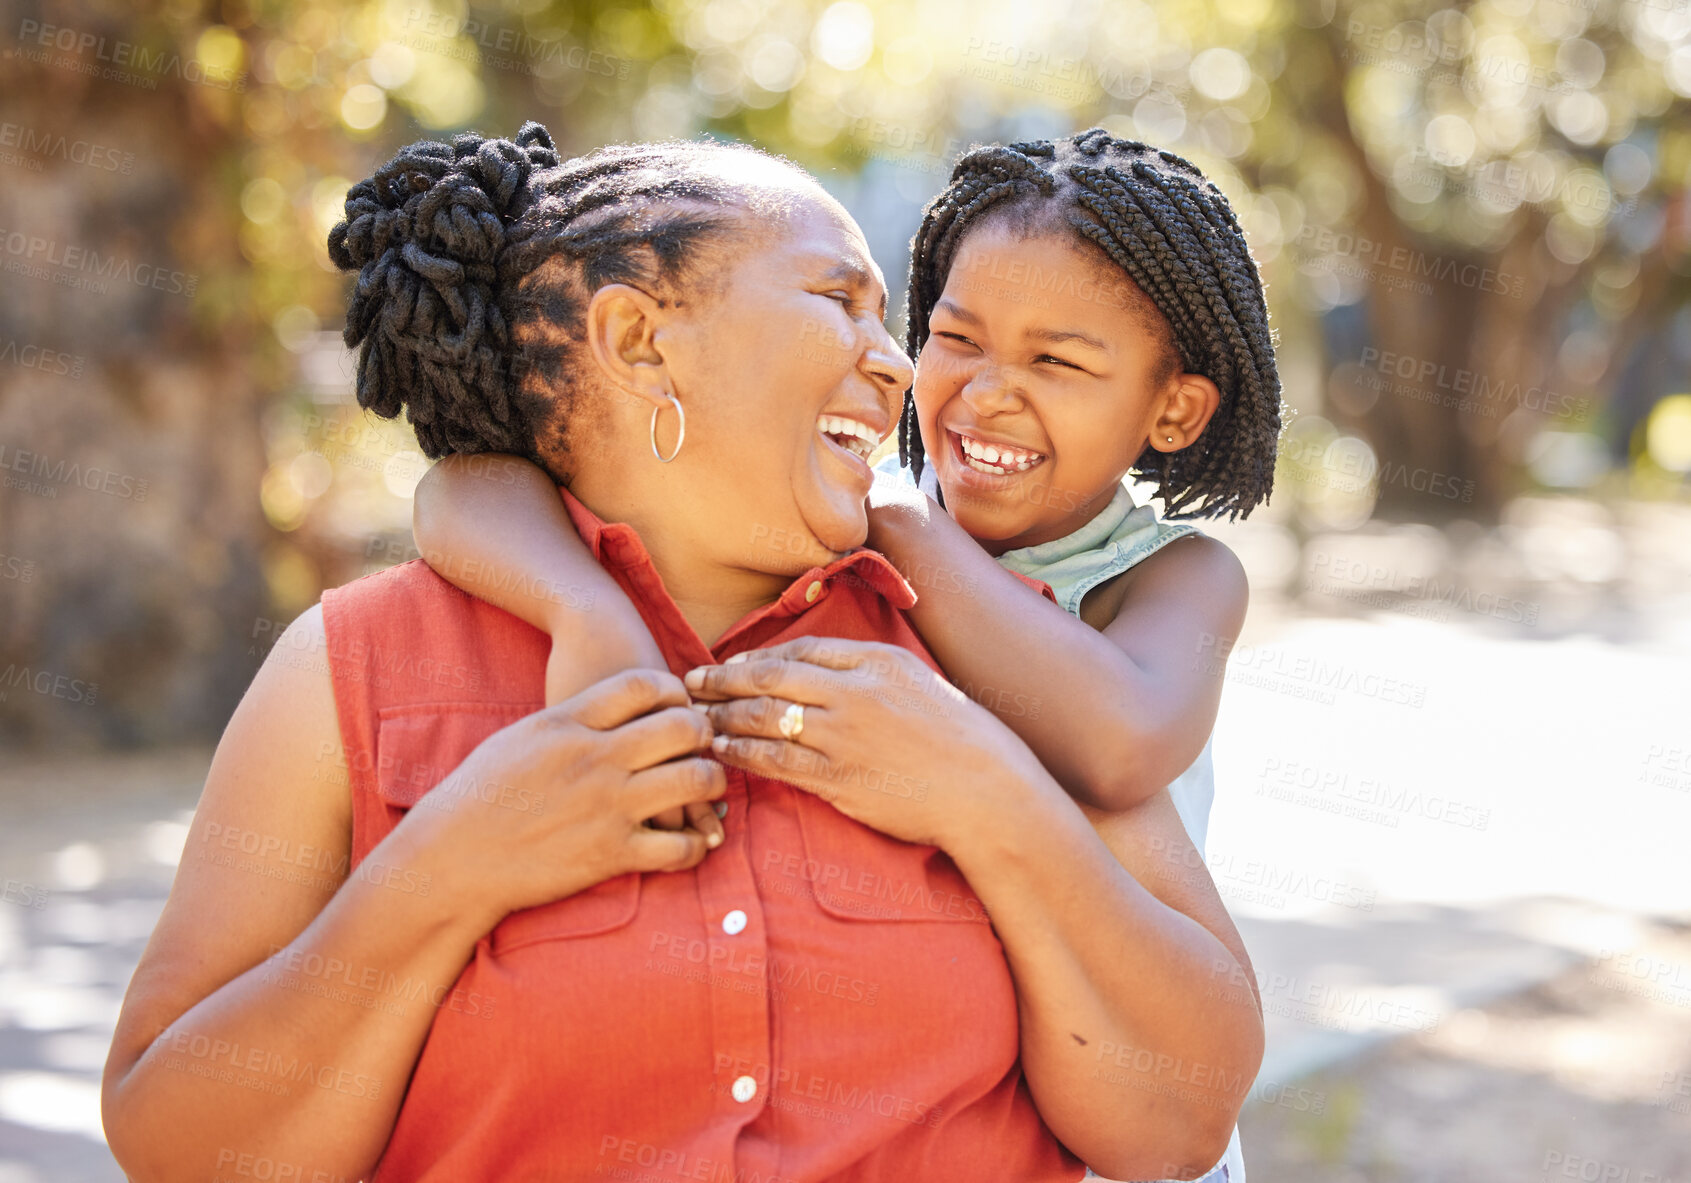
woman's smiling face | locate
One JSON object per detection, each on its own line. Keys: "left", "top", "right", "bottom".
{"left": 725, "top": 191, "right": 912, "bottom": 557}
{"left": 912, "top": 220, "right": 1191, "bottom": 554}
{"left": 565, "top": 175, "right": 914, "bottom": 582}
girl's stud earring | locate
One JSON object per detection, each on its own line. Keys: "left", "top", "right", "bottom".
{"left": 1165, "top": 436, "right": 1175, "bottom": 444}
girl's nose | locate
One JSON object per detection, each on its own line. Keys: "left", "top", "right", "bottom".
{"left": 960, "top": 365, "right": 1023, "bottom": 415}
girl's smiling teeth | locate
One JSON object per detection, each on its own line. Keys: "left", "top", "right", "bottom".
{"left": 817, "top": 413, "right": 881, "bottom": 461}
{"left": 953, "top": 430, "right": 1046, "bottom": 475}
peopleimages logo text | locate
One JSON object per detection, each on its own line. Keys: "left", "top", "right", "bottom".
{"left": 15, "top": 20, "right": 247, "bottom": 90}
{"left": 0, "top": 228, "right": 197, "bottom": 297}
{"left": 0, "top": 445, "right": 149, "bottom": 500}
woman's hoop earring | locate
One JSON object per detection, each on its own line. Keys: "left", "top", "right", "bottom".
{"left": 650, "top": 393, "right": 685, "bottom": 463}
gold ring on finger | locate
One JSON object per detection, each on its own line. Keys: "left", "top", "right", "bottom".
{"left": 777, "top": 702, "right": 805, "bottom": 740}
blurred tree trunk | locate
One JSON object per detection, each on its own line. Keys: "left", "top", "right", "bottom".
{"left": 0, "top": 9, "right": 269, "bottom": 747}
{"left": 1273, "top": 20, "right": 1676, "bottom": 519}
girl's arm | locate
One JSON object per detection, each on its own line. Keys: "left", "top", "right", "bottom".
{"left": 412, "top": 454, "right": 720, "bottom": 842}
{"left": 413, "top": 453, "right": 669, "bottom": 687}
{"left": 867, "top": 493, "right": 1245, "bottom": 812}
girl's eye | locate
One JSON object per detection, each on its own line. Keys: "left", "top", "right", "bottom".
{"left": 824, "top": 291, "right": 855, "bottom": 308}
{"left": 1037, "top": 354, "right": 1082, "bottom": 370}
{"left": 935, "top": 331, "right": 977, "bottom": 348}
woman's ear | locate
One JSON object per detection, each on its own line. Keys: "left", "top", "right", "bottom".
{"left": 1151, "top": 372, "right": 1221, "bottom": 453}
{"left": 585, "top": 283, "right": 675, "bottom": 411}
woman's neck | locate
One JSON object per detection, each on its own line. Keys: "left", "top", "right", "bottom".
{"left": 570, "top": 480, "right": 792, "bottom": 647}
{"left": 645, "top": 522, "right": 792, "bottom": 647}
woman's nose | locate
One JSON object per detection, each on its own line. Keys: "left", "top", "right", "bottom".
{"left": 861, "top": 323, "right": 916, "bottom": 398}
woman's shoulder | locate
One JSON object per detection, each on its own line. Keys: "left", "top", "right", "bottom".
{"left": 320, "top": 558, "right": 514, "bottom": 653}
{"left": 321, "top": 557, "right": 464, "bottom": 614}
{"left": 318, "top": 559, "right": 548, "bottom": 709}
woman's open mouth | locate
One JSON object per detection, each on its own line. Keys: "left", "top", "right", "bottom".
{"left": 948, "top": 429, "right": 1047, "bottom": 477}
{"left": 818, "top": 413, "right": 882, "bottom": 464}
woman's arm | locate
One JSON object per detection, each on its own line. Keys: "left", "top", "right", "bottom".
{"left": 954, "top": 779, "right": 1262, "bottom": 1180}
{"left": 692, "top": 641, "right": 1264, "bottom": 1179}
{"left": 867, "top": 494, "right": 1246, "bottom": 812}
{"left": 413, "top": 453, "right": 669, "bottom": 687}
{"left": 102, "top": 606, "right": 486, "bottom": 1181}
{"left": 103, "top": 609, "right": 721, "bottom": 1182}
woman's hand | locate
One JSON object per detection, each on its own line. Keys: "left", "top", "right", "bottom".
{"left": 543, "top": 641, "right": 725, "bottom": 847}
{"left": 402, "top": 668, "right": 726, "bottom": 929}
{"left": 684, "top": 637, "right": 1041, "bottom": 851}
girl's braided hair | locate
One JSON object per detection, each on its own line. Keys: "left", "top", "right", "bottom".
{"left": 900, "top": 128, "right": 1283, "bottom": 520}
{"left": 328, "top": 121, "right": 782, "bottom": 467}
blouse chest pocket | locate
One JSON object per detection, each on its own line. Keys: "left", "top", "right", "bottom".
{"left": 787, "top": 784, "right": 991, "bottom": 925}
{"left": 373, "top": 703, "right": 642, "bottom": 950}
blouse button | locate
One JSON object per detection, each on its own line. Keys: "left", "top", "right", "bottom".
{"left": 804, "top": 579, "right": 823, "bottom": 604}
{"left": 731, "top": 1075, "right": 758, "bottom": 1103}
{"left": 722, "top": 909, "right": 748, "bottom": 935}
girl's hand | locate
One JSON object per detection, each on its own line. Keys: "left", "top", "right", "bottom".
{"left": 684, "top": 637, "right": 1039, "bottom": 851}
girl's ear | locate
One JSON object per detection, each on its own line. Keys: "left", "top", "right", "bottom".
{"left": 1151, "top": 373, "right": 1221, "bottom": 453}
{"left": 584, "top": 283, "right": 676, "bottom": 412}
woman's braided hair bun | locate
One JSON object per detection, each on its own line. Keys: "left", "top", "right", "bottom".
{"left": 328, "top": 121, "right": 560, "bottom": 458}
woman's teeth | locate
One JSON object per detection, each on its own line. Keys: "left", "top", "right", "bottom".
{"left": 818, "top": 414, "right": 881, "bottom": 461}
{"left": 958, "top": 433, "right": 1045, "bottom": 475}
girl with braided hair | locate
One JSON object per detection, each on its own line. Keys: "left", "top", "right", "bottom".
{"left": 104, "top": 121, "right": 1262, "bottom": 1183}
{"left": 868, "top": 121, "right": 1282, "bottom": 1183}
{"left": 869, "top": 127, "right": 1282, "bottom": 850}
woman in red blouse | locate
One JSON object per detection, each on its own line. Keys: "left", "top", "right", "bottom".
{"left": 103, "top": 125, "right": 1262, "bottom": 1183}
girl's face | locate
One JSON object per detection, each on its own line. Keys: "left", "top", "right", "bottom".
{"left": 912, "top": 222, "right": 1207, "bottom": 553}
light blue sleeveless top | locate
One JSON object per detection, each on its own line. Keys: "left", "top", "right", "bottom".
{"left": 876, "top": 458, "right": 1239, "bottom": 1183}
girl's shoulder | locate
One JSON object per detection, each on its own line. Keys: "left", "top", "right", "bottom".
{"left": 998, "top": 484, "right": 1209, "bottom": 617}
{"left": 1083, "top": 526, "right": 1246, "bottom": 633}
{"left": 1119, "top": 528, "right": 1243, "bottom": 589}
{"left": 1056, "top": 491, "right": 1244, "bottom": 629}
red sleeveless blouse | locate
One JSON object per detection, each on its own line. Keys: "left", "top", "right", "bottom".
{"left": 320, "top": 488, "right": 1083, "bottom": 1183}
